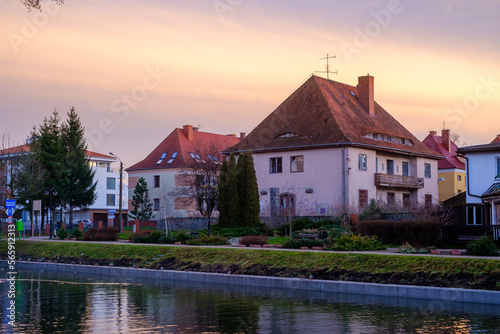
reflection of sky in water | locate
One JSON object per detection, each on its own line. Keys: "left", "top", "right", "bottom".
{"left": 1, "top": 270, "right": 499, "bottom": 333}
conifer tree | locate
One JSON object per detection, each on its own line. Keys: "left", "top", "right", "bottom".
{"left": 129, "top": 177, "right": 153, "bottom": 223}
{"left": 61, "top": 107, "right": 97, "bottom": 224}
{"left": 241, "top": 152, "right": 260, "bottom": 226}
{"left": 236, "top": 152, "right": 260, "bottom": 227}
{"left": 218, "top": 152, "right": 239, "bottom": 227}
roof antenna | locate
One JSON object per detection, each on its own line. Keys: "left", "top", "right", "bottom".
{"left": 315, "top": 54, "right": 338, "bottom": 79}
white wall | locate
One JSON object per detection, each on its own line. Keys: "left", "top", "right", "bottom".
{"left": 254, "top": 148, "right": 345, "bottom": 216}
{"left": 465, "top": 151, "right": 500, "bottom": 204}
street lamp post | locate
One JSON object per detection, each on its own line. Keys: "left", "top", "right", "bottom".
{"left": 44, "top": 187, "right": 57, "bottom": 239}
{"left": 110, "top": 152, "right": 123, "bottom": 233}
{"left": 201, "top": 176, "right": 218, "bottom": 236}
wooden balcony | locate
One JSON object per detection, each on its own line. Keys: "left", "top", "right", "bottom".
{"left": 374, "top": 173, "right": 424, "bottom": 189}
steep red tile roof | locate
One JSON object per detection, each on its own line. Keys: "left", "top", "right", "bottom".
{"left": 491, "top": 135, "right": 500, "bottom": 144}
{"left": 422, "top": 132, "right": 465, "bottom": 170}
{"left": 126, "top": 126, "right": 240, "bottom": 171}
{"left": 227, "top": 75, "right": 443, "bottom": 159}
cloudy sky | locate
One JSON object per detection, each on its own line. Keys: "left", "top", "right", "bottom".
{"left": 1, "top": 0, "right": 499, "bottom": 167}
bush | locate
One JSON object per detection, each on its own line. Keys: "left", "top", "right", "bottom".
{"left": 175, "top": 230, "right": 191, "bottom": 244}
{"left": 70, "top": 228, "right": 83, "bottom": 240}
{"left": 149, "top": 230, "right": 162, "bottom": 243}
{"left": 158, "top": 234, "right": 175, "bottom": 244}
{"left": 239, "top": 235, "right": 269, "bottom": 246}
{"left": 326, "top": 233, "right": 385, "bottom": 251}
{"left": 278, "top": 218, "right": 342, "bottom": 236}
{"left": 319, "top": 225, "right": 347, "bottom": 238}
{"left": 355, "top": 220, "right": 442, "bottom": 247}
{"left": 211, "top": 224, "right": 269, "bottom": 238}
{"left": 282, "top": 238, "right": 325, "bottom": 249}
{"left": 57, "top": 227, "right": 68, "bottom": 240}
{"left": 187, "top": 235, "right": 230, "bottom": 246}
{"left": 466, "top": 236, "right": 499, "bottom": 256}
{"left": 83, "top": 227, "right": 119, "bottom": 241}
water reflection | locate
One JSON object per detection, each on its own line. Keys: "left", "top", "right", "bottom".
{"left": 1, "top": 270, "right": 499, "bottom": 333}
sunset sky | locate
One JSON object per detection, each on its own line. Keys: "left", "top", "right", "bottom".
{"left": 1, "top": 0, "right": 499, "bottom": 167}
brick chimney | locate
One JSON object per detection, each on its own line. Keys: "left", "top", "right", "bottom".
{"left": 442, "top": 129, "right": 451, "bottom": 152}
{"left": 358, "top": 75, "right": 375, "bottom": 117}
{"left": 240, "top": 132, "right": 246, "bottom": 140}
{"left": 183, "top": 125, "right": 194, "bottom": 141}
{"left": 429, "top": 130, "right": 437, "bottom": 136}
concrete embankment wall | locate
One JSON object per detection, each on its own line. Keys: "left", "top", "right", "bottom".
{"left": 5, "top": 261, "right": 500, "bottom": 305}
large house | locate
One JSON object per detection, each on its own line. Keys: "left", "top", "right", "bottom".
{"left": 422, "top": 129, "right": 466, "bottom": 203}
{"left": 227, "top": 75, "right": 443, "bottom": 217}
{"left": 126, "top": 125, "right": 241, "bottom": 221}
{"left": 457, "top": 139, "right": 500, "bottom": 229}
{"left": 0, "top": 145, "right": 128, "bottom": 228}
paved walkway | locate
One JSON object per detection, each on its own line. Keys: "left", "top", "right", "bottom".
{"left": 10, "top": 236, "right": 500, "bottom": 260}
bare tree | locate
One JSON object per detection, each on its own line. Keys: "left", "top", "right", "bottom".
{"left": 18, "top": 0, "right": 64, "bottom": 11}
{"left": 179, "top": 138, "right": 229, "bottom": 235}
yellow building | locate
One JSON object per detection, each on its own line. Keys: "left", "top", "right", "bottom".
{"left": 422, "top": 129, "right": 466, "bottom": 203}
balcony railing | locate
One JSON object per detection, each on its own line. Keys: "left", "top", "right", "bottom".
{"left": 374, "top": 173, "right": 424, "bottom": 189}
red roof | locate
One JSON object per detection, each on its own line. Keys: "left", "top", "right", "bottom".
{"left": 126, "top": 126, "right": 241, "bottom": 171}
{"left": 0, "top": 144, "right": 114, "bottom": 160}
{"left": 0, "top": 144, "right": 30, "bottom": 155}
{"left": 86, "top": 151, "right": 114, "bottom": 159}
{"left": 422, "top": 132, "right": 465, "bottom": 170}
{"left": 491, "top": 135, "right": 500, "bottom": 144}
{"left": 227, "top": 75, "right": 443, "bottom": 158}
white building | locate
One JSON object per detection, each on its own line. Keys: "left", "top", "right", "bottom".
{"left": 69, "top": 151, "right": 129, "bottom": 227}
{"left": 227, "top": 75, "right": 443, "bottom": 217}
{"left": 457, "top": 140, "right": 500, "bottom": 228}
{"left": 0, "top": 146, "right": 128, "bottom": 228}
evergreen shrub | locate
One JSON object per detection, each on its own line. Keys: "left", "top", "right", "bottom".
{"left": 466, "top": 236, "right": 499, "bottom": 256}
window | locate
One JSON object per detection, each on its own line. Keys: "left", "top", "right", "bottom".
{"left": 167, "top": 151, "right": 178, "bottom": 164}
{"left": 424, "top": 163, "right": 431, "bottom": 178}
{"left": 154, "top": 198, "right": 160, "bottom": 211}
{"left": 425, "top": 194, "right": 432, "bottom": 207}
{"left": 358, "top": 154, "right": 367, "bottom": 171}
{"left": 270, "top": 157, "right": 282, "bottom": 174}
{"left": 387, "top": 160, "right": 394, "bottom": 175}
{"left": 106, "top": 177, "right": 116, "bottom": 190}
{"left": 106, "top": 194, "right": 115, "bottom": 206}
{"left": 457, "top": 175, "right": 462, "bottom": 181}
{"left": 402, "top": 162, "right": 409, "bottom": 177}
{"left": 156, "top": 152, "right": 167, "bottom": 165}
{"left": 387, "top": 192, "right": 395, "bottom": 205}
{"left": 359, "top": 189, "right": 368, "bottom": 209}
{"left": 154, "top": 175, "right": 160, "bottom": 188}
{"left": 467, "top": 206, "right": 484, "bottom": 225}
{"left": 496, "top": 157, "right": 500, "bottom": 179}
{"left": 403, "top": 193, "right": 410, "bottom": 208}
{"left": 290, "top": 155, "right": 304, "bottom": 173}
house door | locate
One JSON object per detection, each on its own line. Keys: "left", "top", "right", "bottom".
{"left": 280, "top": 193, "right": 295, "bottom": 217}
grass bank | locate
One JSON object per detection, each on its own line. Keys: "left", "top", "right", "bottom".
{"left": 3, "top": 241, "right": 500, "bottom": 290}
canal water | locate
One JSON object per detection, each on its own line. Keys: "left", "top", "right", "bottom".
{"left": 1, "top": 269, "right": 500, "bottom": 333}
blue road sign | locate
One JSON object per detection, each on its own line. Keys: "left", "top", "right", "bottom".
{"left": 7, "top": 208, "right": 13, "bottom": 216}
{"left": 6, "top": 199, "right": 16, "bottom": 208}
{"left": 108, "top": 209, "right": 116, "bottom": 215}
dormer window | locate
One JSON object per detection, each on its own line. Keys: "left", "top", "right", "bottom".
{"left": 276, "top": 132, "right": 301, "bottom": 139}
{"left": 167, "top": 152, "right": 178, "bottom": 164}
{"left": 156, "top": 152, "right": 167, "bottom": 165}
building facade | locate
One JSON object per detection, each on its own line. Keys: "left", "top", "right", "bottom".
{"left": 126, "top": 125, "right": 240, "bottom": 221}
{"left": 227, "top": 75, "right": 443, "bottom": 217}
{"left": 457, "top": 140, "right": 500, "bottom": 228}
{"left": 422, "top": 129, "right": 466, "bottom": 203}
